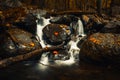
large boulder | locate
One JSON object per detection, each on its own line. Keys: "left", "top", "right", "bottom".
{"left": 43, "top": 24, "right": 71, "bottom": 45}
{"left": 0, "top": 28, "right": 41, "bottom": 59}
{"left": 79, "top": 33, "right": 120, "bottom": 64}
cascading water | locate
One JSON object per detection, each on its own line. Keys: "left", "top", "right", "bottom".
{"left": 36, "top": 15, "right": 86, "bottom": 66}
{"left": 36, "top": 14, "right": 51, "bottom": 66}
{"left": 36, "top": 15, "right": 51, "bottom": 48}
{"left": 77, "top": 18, "right": 86, "bottom": 36}
{"left": 52, "top": 37, "right": 79, "bottom": 65}
{"left": 54, "top": 18, "right": 86, "bottom": 65}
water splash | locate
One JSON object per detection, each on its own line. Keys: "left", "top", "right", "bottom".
{"left": 38, "top": 52, "right": 49, "bottom": 70}
{"left": 40, "top": 52, "right": 49, "bottom": 65}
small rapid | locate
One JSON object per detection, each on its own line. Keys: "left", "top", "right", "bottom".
{"left": 36, "top": 15, "right": 86, "bottom": 66}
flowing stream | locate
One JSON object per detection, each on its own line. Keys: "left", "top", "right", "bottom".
{"left": 1, "top": 14, "right": 119, "bottom": 80}
{"left": 36, "top": 15, "right": 86, "bottom": 66}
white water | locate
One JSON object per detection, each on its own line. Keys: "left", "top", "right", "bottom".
{"left": 36, "top": 15, "right": 52, "bottom": 67}
{"left": 77, "top": 19, "right": 86, "bottom": 37}
{"left": 68, "top": 36, "right": 80, "bottom": 59}
{"left": 40, "top": 52, "right": 49, "bottom": 65}
{"left": 36, "top": 17, "right": 86, "bottom": 66}
{"left": 36, "top": 15, "right": 51, "bottom": 48}
{"left": 38, "top": 52, "right": 49, "bottom": 70}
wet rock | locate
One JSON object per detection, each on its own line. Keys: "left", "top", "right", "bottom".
{"left": 49, "top": 50, "right": 70, "bottom": 61}
{"left": 0, "top": 0, "right": 22, "bottom": 9}
{"left": 0, "top": 28, "right": 41, "bottom": 59}
{"left": 111, "top": 6, "right": 120, "bottom": 17}
{"left": 43, "top": 24, "right": 71, "bottom": 45}
{"left": 81, "top": 15, "right": 90, "bottom": 25}
{"left": 79, "top": 33, "right": 120, "bottom": 64}
{"left": 13, "top": 13, "right": 37, "bottom": 35}
{"left": 81, "top": 15, "right": 104, "bottom": 34}
{"left": 0, "top": 11, "right": 5, "bottom": 24}
{"left": 50, "top": 15, "right": 78, "bottom": 25}
{"left": 101, "top": 20, "right": 120, "bottom": 34}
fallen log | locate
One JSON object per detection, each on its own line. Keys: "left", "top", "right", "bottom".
{"left": 0, "top": 42, "right": 65, "bottom": 68}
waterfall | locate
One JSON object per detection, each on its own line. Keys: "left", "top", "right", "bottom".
{"left": 54, "top": 19, "right": 86, "bottom": 65}
{"left": 68, "top": 36, "right": 80, "bottom": 60}
{"left": 37, "top": 16, "right": 86, "bottom": 66}
{"left": 77, "top": 19, "right": 86, "bottom": 36}
{"left": 36, "top": 15, "right": 51, "bottom": 48}
{"left": 54, "top": 35, "right": 82, "bottom": 65}
{"left": 36, "top": 14, "right": 52, "bottom": 66}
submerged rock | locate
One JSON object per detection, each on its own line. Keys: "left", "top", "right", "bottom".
{"left": 79, "top": 33, "right": 120, "bottom": 64}
{"left": 43, "top": 24, "right": 71, "bottom": 45}
{"left": 0, "top": 28, "right": 41, "bottom": 59}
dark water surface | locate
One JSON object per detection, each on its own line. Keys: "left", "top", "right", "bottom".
{"left": 0, "top": 61, "right": 120, "bottom": 80}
